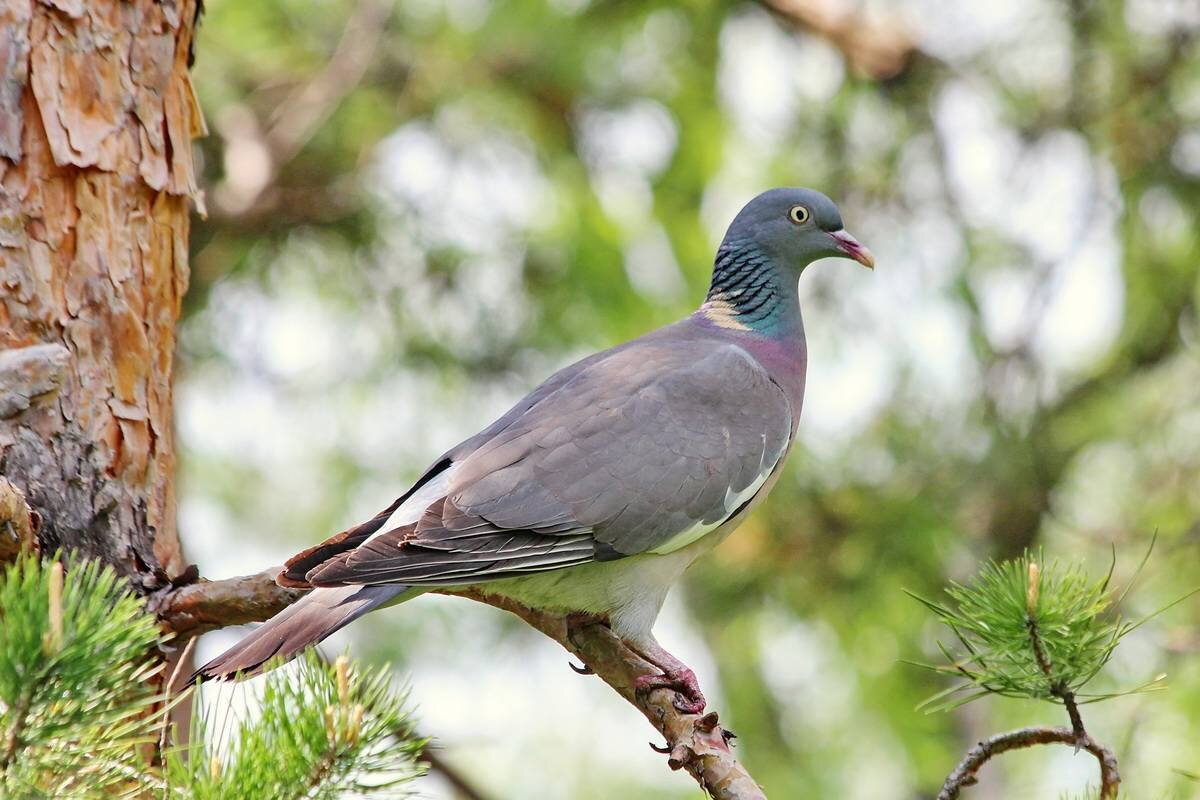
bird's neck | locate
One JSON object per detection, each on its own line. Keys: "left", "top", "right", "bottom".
{"left": 699, "top": 241, "right": 801, "bottom": 336}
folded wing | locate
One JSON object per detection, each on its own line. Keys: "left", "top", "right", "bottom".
{"left": 302, "top": 339, "right": 792, "bottom": 588}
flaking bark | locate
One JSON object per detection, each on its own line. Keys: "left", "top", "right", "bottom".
{"left": 0, "top": 0, "right": 204, "bottom": 592}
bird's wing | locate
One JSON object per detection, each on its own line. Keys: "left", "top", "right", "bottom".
{"left": 301, "top": 337, "right": 793, "bottom": 588}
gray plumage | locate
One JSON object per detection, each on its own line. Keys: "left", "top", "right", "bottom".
{"left": 306, "top": 335, "right": 791, "bottom": 587}
{"left": 195, "top": 187, "right": 873, "bottom": 686}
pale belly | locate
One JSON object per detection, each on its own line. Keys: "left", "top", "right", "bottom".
{"left": 482, "top": 546, "right": 699, "bottom": 644}
{"left": 476, "top": 477, "right": 775, "bottom": 645}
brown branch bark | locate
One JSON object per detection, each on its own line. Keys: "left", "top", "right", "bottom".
{"left": 757, "top": 0, "right": 920, "bottom": 80}
{"left": 156, "top": 571, "right": 766, "bottom": 800}
{"left": 937, "top": 726, "right": 1120, "bottom": 800}
{"left": 154, "top": 568, "right": 308, "bottom": 637}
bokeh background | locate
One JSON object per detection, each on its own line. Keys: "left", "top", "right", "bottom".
{"left": 182, "top": 0, "right": 1200, "bottom": 796}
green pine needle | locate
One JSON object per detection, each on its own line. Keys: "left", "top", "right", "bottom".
{"left": 0, "top": 553, "right": 170, "bottom": 798}
{"left": 2, "top": 553, "right": 428, "bottom": 799}
{"left": 167, "top": 650, "right": 427, "bottom": 799}
{"left": 909, "top": 551, "right": 1141, "bottom": 712}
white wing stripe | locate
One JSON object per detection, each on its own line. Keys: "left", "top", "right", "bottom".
{"left": 367, "top": 463, "right": 460, "bottom": 544}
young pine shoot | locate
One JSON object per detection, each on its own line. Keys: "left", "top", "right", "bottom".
{"left": 907, "top": 546, "right": 1190, "bottom": 800}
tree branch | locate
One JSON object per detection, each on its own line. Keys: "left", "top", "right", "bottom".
{"left": 209, "top": 0, "right": 395, "bottom": 218}
{"left": 757, "top": 0, "right": 920, "bottom": 80}
{"left": 417, "top": 745, "right": 496, "bottom": 800}
{"left": 442, "top": 587, "right": 764, "bottom": 800}
{"left": 155, "top": 571, "right": 765, "bottom": 799}
{"left": 937, "top": 726, "right": 1120, "bottom": 800}
{"left": 153, "top": 568, "right": 308, "bottom": 638}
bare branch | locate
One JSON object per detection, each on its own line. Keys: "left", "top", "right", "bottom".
{"left": 938, "top": 726, "right": 1120, "bottom": 800}
{"left": 265, "top": 0, "right": 395, "bottom": 164}
{"left": 154, "top": 568, "right": 308, "bottom": 637}
{"left": 418, "top": 745, "right": 496, "bottom": 800}
{"left": 210, "top": 0, "right": 395, "bottom": 217}
{"left": 441, "top": 587, "right": 765, "bottom": 800}
{"left": 156, "top": 571, "right": 765, "bottom": 799}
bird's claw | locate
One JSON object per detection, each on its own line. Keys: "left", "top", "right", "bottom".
{"left": 568, "top": 660, "right": 594, "bottom": 675}
{"left": 634, "top": 666, "right": 707, "bottom": 714}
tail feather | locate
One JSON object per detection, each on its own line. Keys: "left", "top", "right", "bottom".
{"left": 192, "top": 585, "right": 407, "bottom": 683}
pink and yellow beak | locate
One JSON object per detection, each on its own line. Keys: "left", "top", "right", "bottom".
{"left": 829, "top": 229, "right": 875, "bottom": 269}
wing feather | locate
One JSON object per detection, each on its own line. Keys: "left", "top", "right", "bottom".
{"left": 300, "top": 334, "right": 793, "bottom": 588}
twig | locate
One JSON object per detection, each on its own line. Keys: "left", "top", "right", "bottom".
{"left": 153, "top": 568, "right": 308, "bottom": 637}
{"left": 937, "top": 725, "right": 1120, "bottom": 800}
{"left": 440, "top": 587, "right": 764, "bottom": 800}
{"left": 211, "top": 0, "right": 395, "bottom": 217}
{"left": 155, "top": 571, "right": 764, "bottom": 799}
{"left": 265, "top": 0, "right": 394, "bottom": 164}
{"left": 418, "top": 745, "right": 495, "bottom": 800}
{"left": 0, "top": 689, "right": 33, "bottom": 773}
{"left": 1026, "top": 567, "right": 1087, "bottom": 746}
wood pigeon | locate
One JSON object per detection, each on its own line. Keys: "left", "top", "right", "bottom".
{"left": 195, "top": 187, "right": 874, "bottom": 713}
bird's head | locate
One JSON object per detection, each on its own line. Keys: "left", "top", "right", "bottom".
{"left": 722, "top": 187, "right": 874, "bottom": 271}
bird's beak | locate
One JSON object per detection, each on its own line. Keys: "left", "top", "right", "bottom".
{"left": 828, "top": 229, "right": 875, "bottom": 270}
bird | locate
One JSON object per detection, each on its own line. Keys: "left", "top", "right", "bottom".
{"left": 195, "top": 187, "right": 874, "bottom": 713}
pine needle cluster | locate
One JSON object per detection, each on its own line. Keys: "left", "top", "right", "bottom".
{"left": 167, "top": 653, "right": 427, "bottom": 799}
{"left": 0, "top": 554, "right": 168, "bottom": 797}
{"left": 909, "top": 551, "right": 1158, "bottom": 712}
{"left": 0, "top": 553, "right": 426, "bottom": 799}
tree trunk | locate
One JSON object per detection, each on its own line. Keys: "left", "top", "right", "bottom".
{"left": 0, "top": 0, "right": 203, "bottom": 594}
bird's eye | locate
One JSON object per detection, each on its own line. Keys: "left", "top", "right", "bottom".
{"left": 788, "top": 205, "right": 810, "bottom": 225}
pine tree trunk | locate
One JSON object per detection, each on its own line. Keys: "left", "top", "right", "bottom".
{"left": 0, "top": 0, "right": 204, "bottom": 594}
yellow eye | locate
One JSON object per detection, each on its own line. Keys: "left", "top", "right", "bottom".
{"left": 788, "top": 205, "right": 810, "bottom": 224}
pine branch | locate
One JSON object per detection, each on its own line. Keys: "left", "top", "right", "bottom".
{"left": 166, "top": 651, "right": 425, "bottom": 799}
{"left": 447, "top": 587, "right": 764, "bottom": 800}
{"left": 937, "top": 726, "right": 1119, "bottom": 800}
{"left": 0, "top": 554, "right": 171, "bottom": 796}
{"left": 157, "top": 571, "right": 765, "bottom": 800}
{"left": 154, "top": 568, "right": 308, "bottom": 637}
{"left": 913, "top": 554, "right": 1151, "bottom": 799}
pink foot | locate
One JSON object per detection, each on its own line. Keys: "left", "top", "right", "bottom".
{"left": 635, "top": 666, "right": 707, "bottom": 714}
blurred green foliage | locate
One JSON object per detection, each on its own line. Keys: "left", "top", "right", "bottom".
{"left": 182, "top": 0, "right": 1200, "bottom": 796}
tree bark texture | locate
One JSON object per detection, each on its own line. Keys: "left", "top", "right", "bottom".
{"left": 0, "top": 0, "right": 204, "bottom": 592}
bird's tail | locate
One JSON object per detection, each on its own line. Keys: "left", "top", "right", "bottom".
{"left": 192, "top": 584, "right": 408, "bottom": 683}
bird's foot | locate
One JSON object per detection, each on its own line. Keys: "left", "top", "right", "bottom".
{"left": 635, "top": 666, "right": 707, "bottom": 714}
{"left": 564, "top": 613, "right": 606, "bottom": 675}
